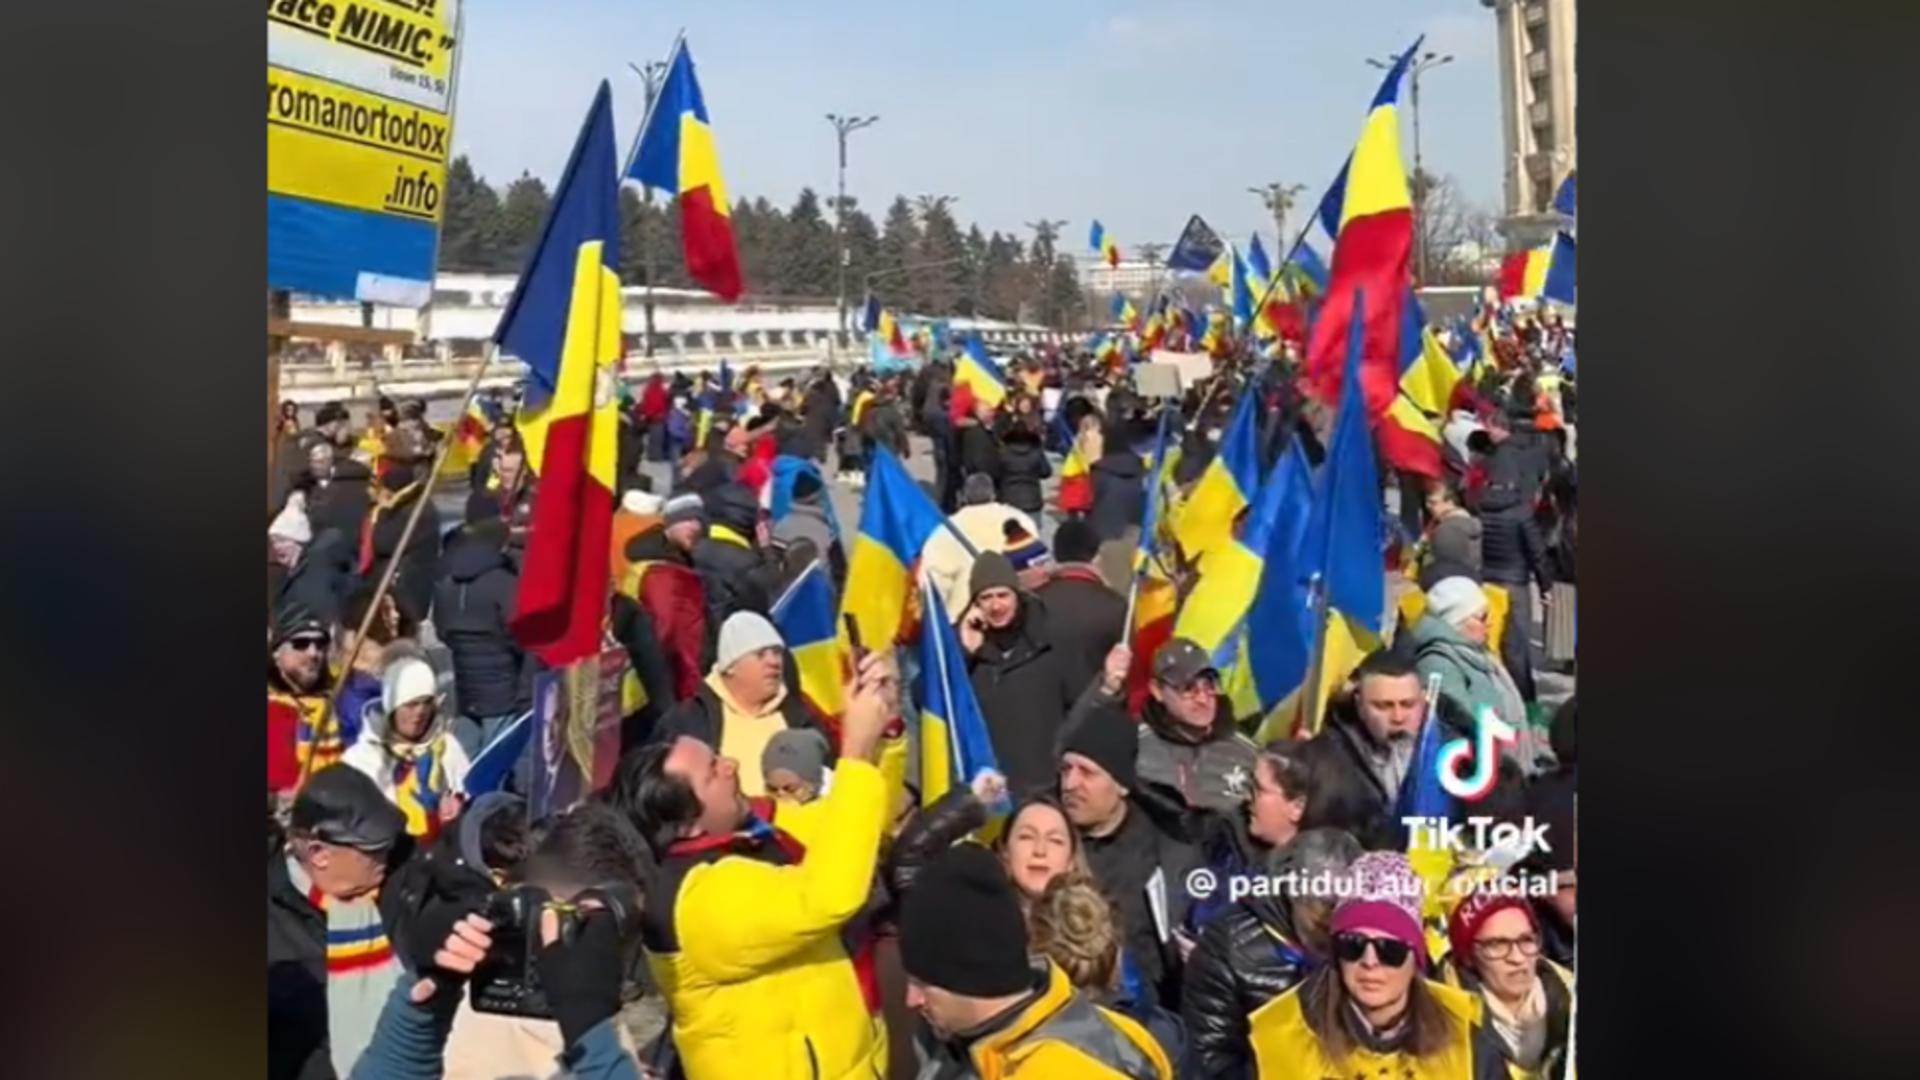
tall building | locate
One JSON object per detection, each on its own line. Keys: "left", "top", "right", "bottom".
{"left": 1484, "top": 0, "right": 1575, "bottom": 248}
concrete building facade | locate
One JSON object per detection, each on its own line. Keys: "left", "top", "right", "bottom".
{"left": 1485, "top": 0, "right": 1576, "bottom": 248}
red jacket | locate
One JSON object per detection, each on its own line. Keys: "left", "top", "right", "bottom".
{"left": 622, "top": 552, "right": 708, "bottom": 702}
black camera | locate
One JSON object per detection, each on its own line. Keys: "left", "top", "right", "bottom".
{"left": 469, "top": 881, "right": 641, "bottom": 1018}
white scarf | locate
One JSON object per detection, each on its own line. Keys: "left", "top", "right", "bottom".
{"left": 1481, "top": 975, "right": 1550, "bottom": 1070}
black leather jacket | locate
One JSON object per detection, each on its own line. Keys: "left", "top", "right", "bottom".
{"left": 1181, "top": 893, "right": 1313, "bottom": 1079}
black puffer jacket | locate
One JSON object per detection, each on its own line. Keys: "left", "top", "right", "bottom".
{"left": 955, "top": 418, "right": 1003, "bottom": 485}
{"left": 1296, "top": 691, "right": 1485, "bottom": 850}
{"left": 691, "top": 483, "right": 784, "bottom": 640}
{"left": 966, "top": 596, "right": 1082, "bottom": 798}
{"left": 367, "top": 487, "right": 442, "bottom": 625}
{"left": 1088, "top": 447, "right": 1146, "bottom": 542}
{"left": 1182, "top": 890, "right": 1314, "bottom": 1079}
{"left": 278, "top": 527, "right": 355, "bottom": 629}
{"left": 430, "top": 529, "right": 529, "bottom": 719}
{"left": 267, "top": 854, "right": 330, "bottom": 1080}
{"left": 997, "top": 432, "right": 1052, "bottom": 514}
{"left": 880, "top": 786, "right": 988, "bottom": 924}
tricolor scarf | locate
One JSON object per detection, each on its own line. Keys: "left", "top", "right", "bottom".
{"left": 387, "top": 738, "right": 450, "bottom": 842}
{"left": 271, "top": 686, "right": 342, "bottom": 789}
{"left": 287, "top": 857, "right": 400, "bottom": 1077}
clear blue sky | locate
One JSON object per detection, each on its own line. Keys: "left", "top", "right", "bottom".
{"left": 451, "top": 0, "right": 1502, "bottom": 253}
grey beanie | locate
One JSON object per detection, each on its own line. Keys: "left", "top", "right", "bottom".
{"left": 761, "top": 728, "right": 831, "bottom": 788}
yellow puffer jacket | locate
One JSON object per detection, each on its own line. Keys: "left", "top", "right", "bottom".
{"left": 1437, "top": 958, "right": 1577, "bottom": 1080}
{"left": 643, "top": 758, "right": 890, "bottom": 1080}
{"left": 964, "top": 962, "right": 1171, "bottom": 1080}
{"left": 1249, "top": 975, "right": 1507, "bottom": 1080}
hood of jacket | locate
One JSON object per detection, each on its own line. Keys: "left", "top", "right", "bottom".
{"left": 1403, "top": 614, "right": 1505, "bottom": 682}
{"left": 625, "top": 523, "right": 691, "bottom": 567}
{"left": 1000, "top": 437, "right": 1047, "bottom": 472}
{"left": 442, "top": 530, "right": 512, "bottom": 583}
{"left": 705, "top": 482, "right": 761, "bottom": 536}
{"left": 357, "top": 684, "right": 453, "bottom": 753}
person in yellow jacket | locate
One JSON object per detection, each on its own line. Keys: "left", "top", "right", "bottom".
{"left": 620, "top": 650, "right": 903, "bottom": 1080}
{"left": 899, "top": 844, "right": 1172, "bottom": 1079}
{"left": 1249, "top": 851, "right": 1511, "bottom": 1079}
{"left": 1444, "top": 890, "right": 1576, "bottom": 1079}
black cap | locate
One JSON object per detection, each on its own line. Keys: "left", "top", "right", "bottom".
{"left": 1058, "top": 705, "right": 1139, "bottom": 791}
{"left": 271, "top": 603, "right": 329, "bottom": 649}
{"left": 291, "top": 765, "right": 407, "bottom": 853}
{"left": 315, "top": 402, "right": 350, "bottom": 427}
{"left": 1152, "top": 637, "right": 1217, "bottom": 689}
{"left": 899, "top": 845, "right": 1034, "bottom": 997}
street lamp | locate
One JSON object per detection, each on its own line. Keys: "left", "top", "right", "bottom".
{"left": 629, "top": 61, "right": 669, "bottom": 357}
{"left": 826, "top": 113, "right": 880, "bottom": 341}
{"left": 1367, "top": 49, "right": 1454, "bottom": 283}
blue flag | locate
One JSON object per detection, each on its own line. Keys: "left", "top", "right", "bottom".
{"left": 1167, "top": 214, "right": 1227, "bottom": 273}
{"left": 915, "top": 581, "right": 1004, "bottom": 808}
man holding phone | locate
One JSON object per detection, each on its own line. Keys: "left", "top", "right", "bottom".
{"left": 958, "top": 552, "right": 1081, "bottom": 798}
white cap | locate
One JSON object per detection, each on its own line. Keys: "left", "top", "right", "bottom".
{"left": 1425, "top": 576, "right": 1490, "bottom": 628}
{"left": 269, "top": 492, "right": 312, "bottom": 545}
{"left": 622, "top": 489, "right": 665, "bottom": 516}
{"left": 380, "top": 656, "right": 441, "bottom": 716}
{"left": 714, "top": 612, "right": 783, "bottom": 674}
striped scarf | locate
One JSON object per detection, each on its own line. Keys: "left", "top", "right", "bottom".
{"left": 272, "top": 688, "right": 343, "bottom": 785}
{"left": 287, "top": 858, "right": 400, "bottom": 1077}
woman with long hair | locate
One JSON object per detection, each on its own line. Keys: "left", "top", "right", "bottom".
{"left": 1249, "top": 852, "right": 1509, "bottom": 1078}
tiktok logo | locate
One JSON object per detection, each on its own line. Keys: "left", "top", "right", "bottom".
{"left": 1436, "top": 704, "right": 1517, "bottom": 802}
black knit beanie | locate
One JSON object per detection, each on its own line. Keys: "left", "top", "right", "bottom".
{"left": 899, "top": 845, "right": 1033, "bottom": 996}
{"left": 1058, "top": 706, "right": 1138, "bottom": 791}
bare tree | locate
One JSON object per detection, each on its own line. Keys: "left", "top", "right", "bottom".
{"left": 1416, "top": 171, "right": 1498, "bottom": 286}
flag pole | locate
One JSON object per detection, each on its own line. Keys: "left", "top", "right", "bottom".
{"left": 619, "top": 30, "right": 686, "bottom": 184}
{"left": 305, "top": 344, "right": 497, "bottom": 788}
{"left": 923, "top": 578, "right": 966, "bottom": 792}
{"left": 1122, "top": 404, "right": 1174, "bottom": 631}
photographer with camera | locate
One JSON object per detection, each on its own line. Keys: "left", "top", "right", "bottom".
{"left": 351, "top": 801, "right": 654, "bottom": 1080}
{"left": 611, "top": 648, "right": 902, "bottom": 1080}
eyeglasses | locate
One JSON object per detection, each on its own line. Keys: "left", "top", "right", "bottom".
{"left": 1472, "top": 934, "right": 1541, "bottom": 961}
{"left": 1333, "top": 932, "right": 1415, "bottom": 968}
{"left": 285, "top": 636, "right": 330, "bottom": 653}
{"left": 1166, "top": 675, "right": 1219, "bottom": 696}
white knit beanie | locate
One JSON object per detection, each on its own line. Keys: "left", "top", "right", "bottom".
{"left": 269, "top": 492, "right": 313, "bottom": 545}
{"left": 622, "top": 489, "right": 665, "bottom": 516}
{"left": 1426, "top": 576, "right": 1490, "bottom": 628}
{"left": 380, "top": 656, "right": 441, "bottom": 716}
{"left": 714, "top": 612, "right": 783, "bottom": 674}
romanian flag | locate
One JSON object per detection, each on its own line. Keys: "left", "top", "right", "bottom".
{"left": 859, "top": 293, "right": 881, "bottom": 333}
{"left": 1302, "top": 41, "right": 1421, "bottom": 419}
{"left": 1141, "top": 301, "right": 1167, "bottom": 352}
{"left": 1202, "top": 309, "right": 1231, "bottom": 358}
{"left": 839, "top": 449, "right": 949, "bottom": 653}
{"left": 1498, "top": 232, "right": 1575, "bottom": 305}
{"left": 1296, "top": 295, "right": 1386, "bottom": 736}
{"left": 496, "top": 82, "right": 622, "bottom": 669}
{"left": 915, "top": 579, "right": 1002, "bottom": 807}
{"left": 627, "top": 40, "right": 743, "bottom": 301}
{"left": 1552, "top": 171, "right": 1577, "bottom": 217}
{"left": 1089, "top": 219, "right": 1120, "bottom": 268}
{"left": 1236, "top": 441, "right": 1316, "bottom": 727}
{"left": 1230, "top": 246, "right": 1256, "bottom": 332}
{"left": 1379, "top": 292, "right": 1460, "bottom": 479}
{"left": 1248, "top": 233, "right": 1275, "bottom": 285}
{"left": 437, "top": 398, "right": 492, "bottom": 479}
{"left": 1170, "top": 389, "right": 1261, "bottom": 570}
{"left": 1284, "top": 241, "right": 1331, "bottom": 300}
{"left": 771, "top": 559, "right": 845, "bottom": 735}
{"left": 1057, "top": 437, "right": 1093, "bottom": 514}
{"left": 849, "top": 388, "right": 876, "bottom": 430}
{"left": 957, "top": 335, "right": 1009, "bottom": 410}
{"left": 1127, "top": 566, "right": 1179, "bottom": 715}
{"left": 1173, "top": 437, "right": 1314, "bottom": 673}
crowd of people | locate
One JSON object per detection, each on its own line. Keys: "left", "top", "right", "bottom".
{"left": 267, "top": 305, "right": 1578, "bottom": 1079}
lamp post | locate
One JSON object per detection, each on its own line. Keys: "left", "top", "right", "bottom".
{"left": 1367, "top": 50, "right": 1454, "bottom": 283}
{"left": 826, "top": 113, "right": 880, "bottom": 345}
{"left": 629, "top": 61, "right": 669, "bottom": 358}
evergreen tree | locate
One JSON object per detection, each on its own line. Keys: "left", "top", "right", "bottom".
{"left": 439, "top": 156, "right": 500, "bottom": 272}
{"left": 911, "top": 195, "right": 965, "bottom": 315}
{"left": 1044, "top": 254, "right": 1084, "bottom": 330}
{"left": 958, "top": 225, "right": 989, "bottom": 317}
{"left": 495, "top": 172, "right": 552, "bottom": 273}
{"left": 779, "top": 188, "right": 837, "bottom": 298}
{"left": 835, "top": 197, "right": 882, "bottom": 318}
{"left": 981, "top": 232, "right": 1026, "bottom": 321}
{"left": 876, "top": 196, "right": 920, "bottom": 310}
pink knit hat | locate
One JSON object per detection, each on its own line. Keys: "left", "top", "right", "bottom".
{"left": 1330, "top": 851, "right": 1428, "bottom": 967}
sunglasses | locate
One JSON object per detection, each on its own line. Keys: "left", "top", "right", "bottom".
{"left": 1333, "top": 932, "right": 1415, "bottom": 968}
{"left": 285, "top": 636, "right": 330, "bottom": 653}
